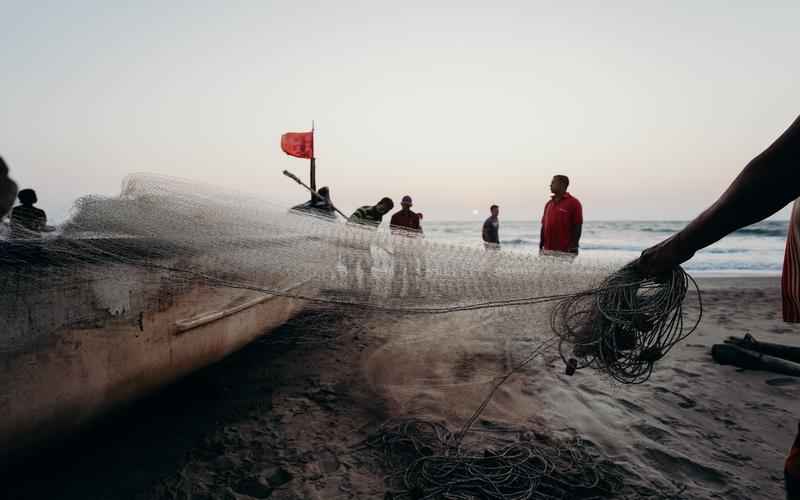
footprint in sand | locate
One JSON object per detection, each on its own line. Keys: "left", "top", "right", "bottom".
{"left": 640, "top": 446, "right": 727, "bottom": 486}
{"left": 632, "top": 422, "right": 672, "bottom": 442}
{"left": 671, "top": 367, "right": 702, "bottom": 378}
{"left": 653, "top": 387, "right": 697, "bottom": 409}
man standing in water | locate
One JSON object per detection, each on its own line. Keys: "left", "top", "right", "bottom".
{"left": 390, "top": 195, "right": 422, "bottom": 235}
{"left": 482, "top": 204, "right": 500, "bottom": 249}
{"left": 540, "top": 175, "right": 582, "bottom": 257}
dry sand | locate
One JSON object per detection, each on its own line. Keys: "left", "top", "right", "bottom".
{"left": 3, "top": 276, "right": 799, "bottom": 499}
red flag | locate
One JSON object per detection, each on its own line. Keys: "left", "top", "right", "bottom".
{"left": 280, "top": 131, "right": 314, "bottom": 159}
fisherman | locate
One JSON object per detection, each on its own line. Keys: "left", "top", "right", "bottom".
{"left": 390, "top": 195, "right": 422, "bottom": 235}
{"left": 344, "top": 197, "right": 394, "bottom": 292}
{"left": 349, "top": 197, "right": 394, "bottom": 228}
{"left": 482, "top": 204, "right": 500, "bottom": 249}
{"left": 10, "top": 188, "right": 49, "bottom": 239}
{"left": 389, "top": 196, "right": 425, "bottom": 297}
{"left": 540, "top": 175, "right": 582, "bottom": 258}
{"left": 291, "top": 185, "right": 336, "bottom": 219}
{"left": 636, "top": 114, "right": 800, "bottom": 497}
{"left": 638, "top": 115, "right": 800, "bottom": 320}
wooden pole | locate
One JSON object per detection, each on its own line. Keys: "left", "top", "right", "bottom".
{"left": 310, "top": 120, "right": 316, "bottom": 191}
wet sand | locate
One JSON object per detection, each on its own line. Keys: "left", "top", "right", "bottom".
{"left": 3, "top": 276, "right": 799, "bottom": 499}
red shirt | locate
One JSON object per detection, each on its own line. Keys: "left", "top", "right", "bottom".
{"left": 390, "top": 209, "right": 422, "bottom": 234}
{"left": 541, "top": 192, "right": 583, "bottom": 252}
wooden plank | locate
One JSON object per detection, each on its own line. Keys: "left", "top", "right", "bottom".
{"left": 724, "top": 334, "right": 800, "bottom": 364}
{"left": 711, "top": 344, "right": 800, "bottom": 377}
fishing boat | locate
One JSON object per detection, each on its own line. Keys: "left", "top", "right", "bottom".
{"left": 0, "top": 237, "right": 310, "bottom": 462}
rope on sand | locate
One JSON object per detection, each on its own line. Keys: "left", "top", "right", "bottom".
{"left": 363, "top": 265, "right": 701, "bottom": 499}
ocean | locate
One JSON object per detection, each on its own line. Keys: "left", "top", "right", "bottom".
{"left": 425, "top": 220, "right": 790, "bottom": 276}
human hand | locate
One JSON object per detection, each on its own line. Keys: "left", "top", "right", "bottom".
{"left": 637, "top": 233, "right": 695, "bottom": 277}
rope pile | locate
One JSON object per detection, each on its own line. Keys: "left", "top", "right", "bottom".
{"left": 364, "top": 418, "right": 670, "bottom": 500}
{"left": 551, "top": 263, "right": 701, "bottom": 384}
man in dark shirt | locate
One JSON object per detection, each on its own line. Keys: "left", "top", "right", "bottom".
{"left": 482, "top": 204, "right": 500, "bottom": 249}
{"left": 349, "top": 197, "right": 394, "bottom": 228}
{"left": 10, "top": 189, "right": 48, "bottom": 239}
{"left": 292, "top": 186, "right": 336, "bottom": 219}
{"left": 390, "top": 195, "right": 422, "bottom": 235}
{"left": 345, "top": 197, "right": 394, "bottom": 291}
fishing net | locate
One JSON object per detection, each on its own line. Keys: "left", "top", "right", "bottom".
{"left": 0, "top": 174, "right": 700, "bottom": 495}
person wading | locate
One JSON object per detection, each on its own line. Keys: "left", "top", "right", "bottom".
{"left": 482, "top": 204, "right": 500, "bottom": 250}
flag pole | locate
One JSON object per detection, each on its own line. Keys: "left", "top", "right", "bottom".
{"left": 310, "top": 120, "right": 316, "bottom": 191}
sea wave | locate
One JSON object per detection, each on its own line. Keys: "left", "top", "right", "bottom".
{"left": 734, "top": 227, "right": 787, "bottom": 237}
{"left": 641, "top": 226, "right": 787, "bottom": 238}
{"left": 501, "top": 238, "right": 535, "bottom": 246}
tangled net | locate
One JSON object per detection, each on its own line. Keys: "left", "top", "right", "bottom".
{"left": 364, "top": 418, "right": 685, "bottom": 500}
{"left": 2, "top": 174, "right": 704, "bottom": 495}
{"left": 551, "top": 263, "right": 701, "bottom": 384}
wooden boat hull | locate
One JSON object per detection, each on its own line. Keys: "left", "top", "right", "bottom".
{"left": 0, "top": 243, "right": 310, "bottom": 463}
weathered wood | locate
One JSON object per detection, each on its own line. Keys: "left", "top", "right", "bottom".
{"left": 711, "top": 344, "right": 800, "bottom": 377}
{"left": 724, "top": 334, "right": 800, "bottom": 364}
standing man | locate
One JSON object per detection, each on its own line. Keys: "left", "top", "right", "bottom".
{"left": 540, "top": 175, "right": 582, "bottom": 256}
{"left": 390, "top": 195, "right": 422, "bottom": 235}
{"left": 390, "top": 195, "right": 424, "bottom": 296}
{"left": 482, "top": 204, "right": 500, "bottom": 249}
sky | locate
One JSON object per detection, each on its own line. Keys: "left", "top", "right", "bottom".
{"left": 2, "top": 1, "right": 799, "bottom": 222}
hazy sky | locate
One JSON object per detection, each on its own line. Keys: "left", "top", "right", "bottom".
{"left": 3, "top": 1, "right": 799, "bottom": 222}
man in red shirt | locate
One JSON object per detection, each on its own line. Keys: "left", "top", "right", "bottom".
{"left": 540, "top": 175, "right": 583, "bottom": 256}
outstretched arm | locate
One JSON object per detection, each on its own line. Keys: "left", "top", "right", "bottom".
{"left": 640, "top": 115, "right": 800, "bottom": 275}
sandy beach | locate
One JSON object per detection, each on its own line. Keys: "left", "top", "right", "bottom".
{"left": 3, "top": 275, "right": 799, "bottom": 500}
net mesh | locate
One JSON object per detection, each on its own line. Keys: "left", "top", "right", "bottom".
{"left": 0, "top": 173, "right": 699, "bottom": 497}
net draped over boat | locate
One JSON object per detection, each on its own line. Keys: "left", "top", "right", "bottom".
{"left": 1, "top": 174, "right": 697, "bottom": 375}
{"left": 0, "top": 174, "right": 699, "bottom": 498}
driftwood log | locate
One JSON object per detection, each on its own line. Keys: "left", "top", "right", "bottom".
{"left": 711, "top": 344, "right": 800, "bottom": 377}
{"left": 724, "top": 334, "right": 800, "bottom": 364}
